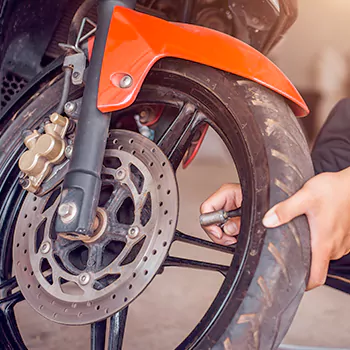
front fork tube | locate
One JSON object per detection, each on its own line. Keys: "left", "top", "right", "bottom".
{"left": 55, "top": 0, "right": 137, "bottom": 236}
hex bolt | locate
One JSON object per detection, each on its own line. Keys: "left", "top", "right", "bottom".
{"left": 64, "top": 101, "right": 76, "bottom": 114}
{"left": 78, "top": 272, "right": 90, "bottom": 286}
{"left": 119, "top": 74, "right": 133, "bottom": 89}
{"left": 40, "top": 241, "right": 51, "bottom": 254}
{"left": 19, "top": 178, "right": 30, "bottom": 188}
{"left": 58, "top": 202, "right": 77, "bottom": 223}
{"left": 58, "top": 203, "right": 71, "bottom": 217}
{"left": 116, "top": 168, "right": 126, "bottom": 181}
{"left": 128, "top": 226, "right": 140, "bottom": 239}
{"left": 65, "top": 145, "right": 73, "bottom": 159}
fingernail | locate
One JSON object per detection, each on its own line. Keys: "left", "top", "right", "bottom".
{"left": 209, "top": 229, "right": 222, "bottom": 239}
{"left": 262, "top": 211, "right": 280, "bottom": 228}
{"left": 224, "top": 222, "right": 238, "bottom": 235}
{"left": 223, "top": 238, "right": 237, "bottom": 246}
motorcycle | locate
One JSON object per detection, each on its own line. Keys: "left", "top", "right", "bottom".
{"left": 0, "top": 0, "right": 314, "bottom": 349}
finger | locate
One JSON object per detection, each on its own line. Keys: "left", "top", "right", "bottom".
{"left": 203, "top": 217, "right": 241, "bottom": 239}
{"left": 307, "top": 239, "right": 330, "bottom": 290}
{"left": 223, "top": 217, "right": 241, "bottom": 236}
{"left": 203, "top": 224, "right": 223, "bottom": 240}
{"left": 207, "top": 231, "right": 237, "bottom": 246}
{"left": 262, "top": 187, "right": 311, "bottom": 228}
{"left": 200, "top": 184, "right": 242, "bottom": 214}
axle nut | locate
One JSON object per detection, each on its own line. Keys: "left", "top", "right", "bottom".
{"left": 58, "top": 202, "right": 77, "bottom": 223}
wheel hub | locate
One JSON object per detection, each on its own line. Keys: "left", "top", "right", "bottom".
{"left": 13, "top": 130, "right": 178, "bottom": 325}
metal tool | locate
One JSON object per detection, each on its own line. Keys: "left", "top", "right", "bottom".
{"left": 199, "top": 208, "right": 242, "bottom": 227}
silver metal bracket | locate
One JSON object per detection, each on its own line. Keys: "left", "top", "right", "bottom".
{"left": 59, "top": 17, "right": 97, "bottom": 54}
{"left": 59, "top": 17, "right": 97, "bottom": 85}
{"left": 63, "top": 53, "right": 86, "bottom": 85}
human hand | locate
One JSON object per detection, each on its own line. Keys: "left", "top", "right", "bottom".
{"left": 200, "top": 184, "right": 242, "bottom": 246}
{"left": 263, "top": 168, "right": 350, "bottom": 290}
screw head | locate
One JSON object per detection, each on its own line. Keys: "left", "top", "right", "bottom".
{"left": 128, "top": 226, "right": 139, "bottom": 239}
{"left": 119, "top": 75, "right": 133, "bottom": 89}
{"left": 58, "top": 202, "right": 77, "bottom": 223}
{"left": 78, "top": 272, "right": 90, "bottom": 285}
{"left": 64, "top": 101, "right": 76, "bottom": 114}
{"left": 116, "top": 168, "right": 126, "bottom": 181}
{"left": 65, "top": 145, "right": 73, "bottom": 159}
{"left": 40, "top": 241, "right": 51, "bottom": 254}
{"left": 73, "top": 72, "right": 80, "bottom": 79}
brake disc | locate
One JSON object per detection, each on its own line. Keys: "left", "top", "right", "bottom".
{"left": 13, "top": 130, "right": 178, "bottom": 325}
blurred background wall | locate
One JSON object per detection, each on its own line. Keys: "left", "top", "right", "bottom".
{"left": 271, "top": 0, "right": 350, "bottom": 145}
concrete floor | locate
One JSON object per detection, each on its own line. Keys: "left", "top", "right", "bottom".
{"left": 14, "top": 130, "right": 350, "bottom": 349}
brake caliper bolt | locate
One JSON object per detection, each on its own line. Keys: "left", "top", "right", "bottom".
{"left": 116, "top": 168, "right": 126, "bottom": 181}
{"left": 64, "top": 101, "right": 76, "bottom": 114}
{"left": 128, "top": 226, "right": 139, "bottom": 239}
{"left": 65, "top": 145, "right": 73, "bottom": 159}
{"left": 40, "top": 241, "right": 51, "bottom": 254}
{"left": 19, "top": 178, "right": 30, "bottom": 188}
{"left": 78, "top": 272, "right": 90, "bottom": 286}
{"left": 119, "top": 74, "right": 133, "bottom": 89}
{"left": 58, "top": 202, "right": 77, "bottom": 223}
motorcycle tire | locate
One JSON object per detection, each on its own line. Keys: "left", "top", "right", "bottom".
{"left": 0, "top": 58, "right": 314, "bottom": 350}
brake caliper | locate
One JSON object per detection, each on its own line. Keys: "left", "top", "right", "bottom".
{"left": 18, "top": 113, "right": 70, "bottom": 193}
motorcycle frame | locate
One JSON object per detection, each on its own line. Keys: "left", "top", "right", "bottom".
{"left": 56, "top": 0, "right": 309, "bottom": 237}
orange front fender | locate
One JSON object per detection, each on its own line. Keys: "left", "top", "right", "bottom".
{"left": 98, "top": 7, "right": 308, "bottom": 117}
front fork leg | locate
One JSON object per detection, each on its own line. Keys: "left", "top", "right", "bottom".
{"left": 55, "top": 0, "right": 137, "bottom": 237}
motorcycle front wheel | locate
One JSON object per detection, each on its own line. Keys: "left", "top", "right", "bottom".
{"left": 0, "top": 58, "right": 313, "bottom": 350}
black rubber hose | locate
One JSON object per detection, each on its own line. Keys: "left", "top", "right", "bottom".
{"left": 56, "top": 68, "right": 72, "bottom": 115}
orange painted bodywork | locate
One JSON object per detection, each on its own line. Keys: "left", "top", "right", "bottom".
{"left": 97, "top": 7, "right": 309, "bottom": 117}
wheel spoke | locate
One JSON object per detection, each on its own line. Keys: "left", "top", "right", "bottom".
{"left": 87, "top": 244, "right": 104, "bottom": 272}
{"left": 157, "top": 102, "right": 203, "bottom": 170}
{"left": 0, "top": 291, "right": 24, "bottom": 306}
{"left": 0, "top": 297, "right": 26, "bottom": 348}
{"left": 174, "top": 230, "right": 235, "bottom": 254}
{"left": 0, "top": 277, "right": 26, "bottom": 348}
{"left": 163, "top": 256, "right": 230, "bottom": 276}
{"left": 91, "top": 320, "right": 107, "bottom": 350}
{"left": 0, "top": 276, "right": 23, "bottom": 307}
{"left": 108, "top": 307, "right": 128, "bottom": 350}
{"left": 0, "top": 276, "right": 18, "bottom": 291}
{"left": 104, "top": 186, "right": 129, "bottom": 213}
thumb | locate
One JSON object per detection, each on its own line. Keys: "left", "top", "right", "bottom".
{"left": 263, "top": 187, "right": 310, "bottom": 228}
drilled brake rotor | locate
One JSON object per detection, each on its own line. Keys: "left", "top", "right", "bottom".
{"left": 13, "top": 130, "right": 178, "bottom": 325}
